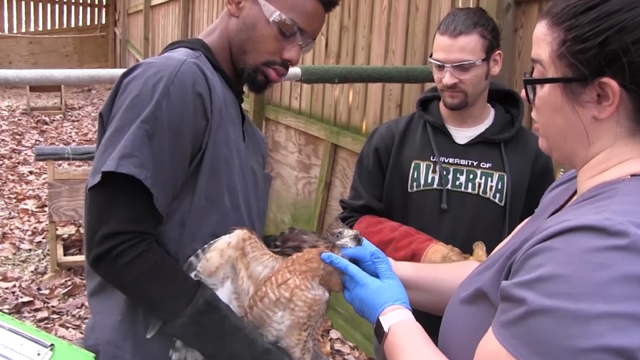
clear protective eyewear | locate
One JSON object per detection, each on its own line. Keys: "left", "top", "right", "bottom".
{"left": 256, "top": 0, "right": 315, "bottom": 55}
{"left": 428, "top": 56, "right": 488, "bottom": 79}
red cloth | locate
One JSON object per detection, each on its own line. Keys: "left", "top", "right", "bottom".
{"left": 353, "top": 215, "right": 442, "bottom": 262}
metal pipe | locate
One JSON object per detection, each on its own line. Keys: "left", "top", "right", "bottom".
{"left": 0, "top": 65, "right": 434, "bottom": 86}
{"left": 0, "top": 69, "right": 127, "bottom": 86}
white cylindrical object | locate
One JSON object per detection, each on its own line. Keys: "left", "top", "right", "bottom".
{"left": 0, "top": 66, "right": 305, "bottom": 87}
{"left": 282, "top": 67, "right": 301, "bottom": 82}
{"left": 0, "top": 69, "right": 127, "bottom": 86}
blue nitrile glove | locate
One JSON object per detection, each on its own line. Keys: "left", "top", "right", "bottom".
{"left": 320, "top": 245, "right": 411, "bottom": 325}
{"left": 340, "top": 237, "right": 379, "bottom": 276}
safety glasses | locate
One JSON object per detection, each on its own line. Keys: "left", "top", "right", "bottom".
{"left": 428, "top": 56, "right": 489, "bottom": 79}
{"left": 256, "top": 0, "right": 315, "bottom": 55}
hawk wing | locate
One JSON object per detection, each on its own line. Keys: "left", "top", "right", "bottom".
{"left": 146, "top": 229, "right": 285, "bottom": 360}
{"left": 146, "top": 232, "right": 243, "bottom": 339}
{"left": 243, "top": 249, "right": 332, "bottom": 360}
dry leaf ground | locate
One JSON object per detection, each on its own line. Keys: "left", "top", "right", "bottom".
{"left": 0, "top": 85, "right": 372, "bottom": 360}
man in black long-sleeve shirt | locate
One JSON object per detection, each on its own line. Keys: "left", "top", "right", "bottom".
{"left": 82, "top": 1, "right": 340, "bottom": 359}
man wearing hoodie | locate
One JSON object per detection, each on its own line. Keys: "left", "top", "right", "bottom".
{"left": 337, "top": 6, "right": 556, "bottom": 355}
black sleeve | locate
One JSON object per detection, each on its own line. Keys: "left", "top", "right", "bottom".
{"left": 520, "top": 148, "right": 556, "bottom": 221}
{"left": 85, "top": 171, "right": 294, "bottom": 360}
{"left": 338, "top": 124, "right": 395, "bottom": 228}
{"left": 84, "top": 171, "right": 200, "bottom": 323}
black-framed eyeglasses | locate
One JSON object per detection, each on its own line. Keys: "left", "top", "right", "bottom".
{"left": 256, "top": 0, "right": 315, "bottom": 55}
{"left": 523, "top": 70, "right": 588, "bottom": 104}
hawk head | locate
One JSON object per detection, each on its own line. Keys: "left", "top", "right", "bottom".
{"left": 263, "top": 218, "right": 362, "bottom": 257}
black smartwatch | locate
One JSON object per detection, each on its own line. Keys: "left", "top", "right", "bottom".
{"left": 374, "top": 307, "right": 415, "bottom": 346}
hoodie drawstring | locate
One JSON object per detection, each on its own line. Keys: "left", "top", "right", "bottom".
{"left": 427, "top": 123, "right": 513, "bottom": 239}
{"left": 426, "top": 123, "right": 448, "bottom": 210}
{"left": 500, "top": 142, "right": 511, "bottom": 239}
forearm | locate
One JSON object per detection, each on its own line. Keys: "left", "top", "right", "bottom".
{"left": 84, "top": 171, "right": 200, "bottom": 323}
{"left": 381, "top": 307, "right": 449, "bottom": 360}
{"left": 392, "top": 260, "right": 479, "bottom": 316}
{"left": 384, "top": 321, "right": 448, "bottom": 360}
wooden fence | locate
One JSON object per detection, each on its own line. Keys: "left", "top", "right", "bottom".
{"left": 1, "top": 0, "right": 114, "bottom": 68}
{"left": 1, "top": 0, "right": 108, "bottom": 33}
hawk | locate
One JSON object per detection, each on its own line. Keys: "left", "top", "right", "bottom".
{"left": 147, "top": 219, "right": 363, "bottom": 360}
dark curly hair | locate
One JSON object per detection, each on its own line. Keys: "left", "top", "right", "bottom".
{"left": 317, "top": 0, "right": 340, "bottom": 13}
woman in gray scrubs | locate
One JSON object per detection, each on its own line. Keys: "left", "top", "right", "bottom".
{"left": 322, "top": 0, "right": 640, "bottom": 359}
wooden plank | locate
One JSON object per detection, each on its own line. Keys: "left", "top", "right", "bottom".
{"left": 55, "top": 167, "right": 91, "bottom": 180}
{"left": 66, "top": 0, "right": 72, "bottom": 28}
{"left": 321, "top": 4, "right": 343, "bottom": 125}
{"left": 0, "top": 0, "right": 4, "bottom": 33}
{"left": 109, "top": 0, "right": 116, "bottom": 67}
{"left": 127, "top": 0, "right": 169, "bottom": 13}
{"left": 0, "top": 27, "right": 110, "bottom": 69}
{"left": 7, "top": 0, "right": 15, "bottom": 33}
{"left": 494, "top": 0, "right": 516, "bottom": 87}
{"left": 47, "top": 222, "right": 58, "bottom": 273}
{"left": 127, "top": 40, "right": 144, "bottom": 60}
{"left": 312, "top": 141, "right": 336, "bottom": 233}
{"left": 262, "top": 105, "right": 366, "bottom": 154}
{"left": 298, "top": 49, "right": 314, "bottom": 118}
{"left": 401, "top": 0, "right": 430, "bottom": 115}
{"left": 262, "top": 119, "right": 326, "bottom": 235}
{"left": 28, "top": 85, "right": 63, "bottom": 93}
{"left": 142, "top": 0, "right": 150, "bottom": 58}
{"left": 249, "top": 93, "right": 265, "bottom": 132}
{"left": 179, "top": 0, "right": 189, "bottom": 39}
{"left": 511, "top": 0, "right": 539, "bottom": 129}
{"left": 321, "top": 146, "right": 358, "bottom": 235}
{"left": 25, "top": 0, "right": 32, "bottom": 32}
{"left": 381, "top": 0, "right": 410, "bottom": 122}
{"left": 74, "top": 0, "right": 80, "bottom": 28}
{"left": 56, "top": 243, "right": 86, "bottom": 267}
{"left": 348, "top": 0, "right": 373, "bottom": 134}
{"left": 121, "top": 0, "right": 129, "bottom": 67}
{"left": 363, "top": 0, "right": 390, "bottom": 133}
{"left": 35, "top": 0, "right": 41, "bottom": 31}
{"left": 48, "top": 179, "right": 88, "bottom": 222}
{"left": 334, "top": 0, "right": 357, "bottom": 130}
{"left": 28, "top": 105, "right": 63, "bottom": 112}
{"left": 17, "top": 0, "right": 23, "bottom": 31}
{"left": 57, "top": 255, "right": 86, "bottom": 267}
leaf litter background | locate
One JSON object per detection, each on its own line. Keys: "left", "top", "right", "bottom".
{"left": 0, "top": 85, "right": 371, "bottom": 360}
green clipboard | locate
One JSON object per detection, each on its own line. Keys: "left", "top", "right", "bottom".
{"left": 0, "top": 310, "right": 95, "bottom": 360}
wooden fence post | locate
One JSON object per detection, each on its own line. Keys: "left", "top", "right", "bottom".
{"left": 143, "top": 0, "right": 151, "bottom": 58}
{"left": 249, "top": 93, "right": 266, "bottom": 132}
{"left": 180, "top": 0, "right": 190, "bottom": 39}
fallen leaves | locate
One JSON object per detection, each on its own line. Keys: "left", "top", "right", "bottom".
{"left": 0, "top": 85, "right": 106, "bottom": 345}
{"left": 0, "top": 242, "right": 17, "bottom": 256}
{"left": 317, "top": 317, "right": 372, "bottom": 360}
{"left": 0, "top": 85, "right": 374, "bottom": 359}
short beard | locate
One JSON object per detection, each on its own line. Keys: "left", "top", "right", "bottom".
{"left": 241, "top": 60, "right": 291, "bottom": 95}
{"left": 441, "top": 95, "right": 469, "bottom": 111}
{"left": 242, "top": 67, "right": 271, "bottom": 95}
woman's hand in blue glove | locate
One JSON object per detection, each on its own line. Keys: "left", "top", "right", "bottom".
{"left": 320, "top": 243, "right": 411, "bottom": 325}
{"left": 338, "top": 237, "right": 381, "bottom": 277}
